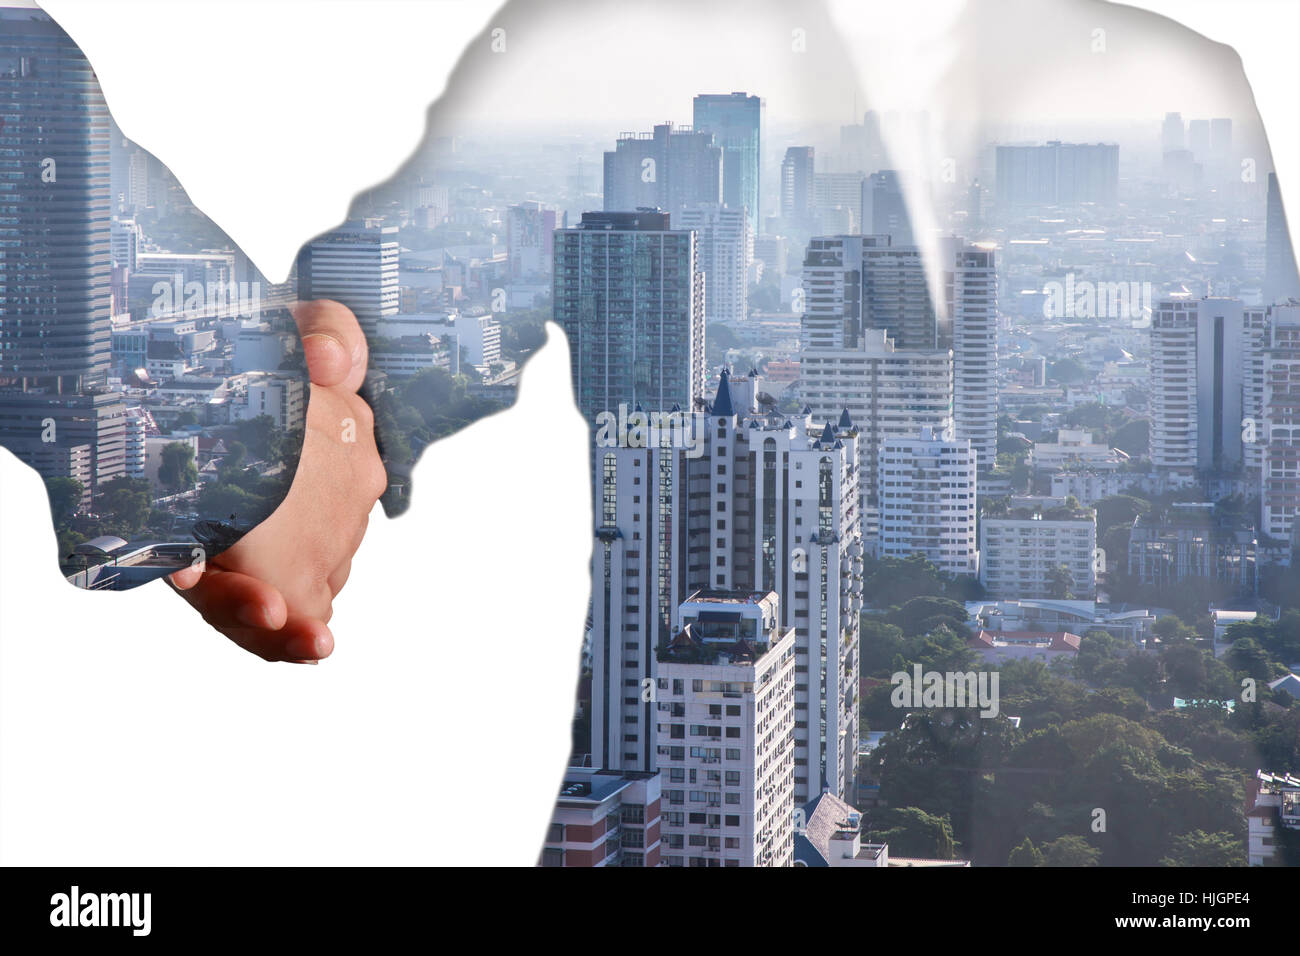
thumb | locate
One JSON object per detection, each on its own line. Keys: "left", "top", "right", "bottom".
{"left": 292, "top": 299, "right": 369, "bottom": 391}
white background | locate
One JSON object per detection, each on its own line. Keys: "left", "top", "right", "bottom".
{"left": 1, "top": 0, "right": 1297, "bottom": 865}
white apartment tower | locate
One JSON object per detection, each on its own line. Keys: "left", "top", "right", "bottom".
{"left": 678, "top": 203, "right": 752, "bottom": 325}
{"left": 979, "top": 511, "right": 1098, "bottom": 600}
{"left": 878, "top": 426, "right": 979, "bottom": 576}
{"left": 298, "top": 219, "right": 400, "bottom": 335}
{"left": 656, "top": 590, "right": 797, "bottom": 867}
{"left": 1150, "top": 296, "right": 1267, "bottom": 476}
{"left": 943, "top": 238, "right": 999, "bottom": 473}
{"left": 591, "top": 370, "right": 863, "bottom": 806}
{"left": 800, "top": 328, "right": 953, "bottom": 538}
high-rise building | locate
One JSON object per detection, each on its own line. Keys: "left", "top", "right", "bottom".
{"left": 878, "top": 426, "right": 979, "bottom": 576}
{"left": 678, "top": 203, "right": 751, "bottom": 325}
{"left": 780, "top": 147, "right": 815, "bottom": 226}
{"left": 110, "top": 217, "right": 141, "bottom": 272}
{"left": 506, "top": 201, "right": 557, "bottom": 281}
{"left": 944, "top": 238, "right": 999, "bottom": 471}
{"left": 863, "top": 170, "right": 913, "bottom": 246}
{"left": 297, "top": 219, "right": 399, "bottom": 335}
{"left": 1162, "top": 112, "right": 1185, "bottom": 153}
{"left": 0, "top": 9, "right": 111, "bottom": 394}
{"left": 553, "top": 210, "right": 705, "bottom": 425}
{"left": 994, "top": 142, "right": 1119, "bottom": 206}
{"left": 590, "top": 374, "right": 862, "bottom": 805}
{"left": 1150, "top": 296, "right": 1267, "bottom": 476}
{"left": 813, "top": 172, "right": 865, "bottom": 233}
{"left": 800, "top": 234, "right": 938, "bottom": 349}
{"left": 1265, "top": 173, "right": 1300, "bottom": 305}
{"left": 1187, "top": 119, "right": 1211, "bottom": 161}
{"left": 692, "top": 92, "right": 762, "bottom": 234}
{"left": 1260, "top": 305, "right": 1300, "bottom": 545}
{"left": 0, "top": 11, "right": 126, "bottom": 501}
{"left": 1209, "top": 117, "right": 1232, "bottom": 169}
{"left": 800, "top": 328, "right": 953, "bottom": 537}
{"left": 603, "top": 123, "right": 722, "bottom": 217}
{"left": 655, "top": 590, "right": 797, "bottom": 867}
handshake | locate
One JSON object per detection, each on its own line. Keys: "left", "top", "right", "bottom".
{"left": 168, "top": 299, "right": 388, "bottom": 664}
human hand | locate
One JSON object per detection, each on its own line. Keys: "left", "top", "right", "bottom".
{"left": 168, "top": 300, "right": 387, "bottom": 662}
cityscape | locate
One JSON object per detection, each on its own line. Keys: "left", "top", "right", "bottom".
{"left": 3, "top": 5, "right": 1300, "bottom": 868}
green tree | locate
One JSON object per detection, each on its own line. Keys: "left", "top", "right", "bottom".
{"left": 43, "top": 476, "right": 84, "bottom": 525}
{"left": 1007, "top": 838, "right": 1044, "bottom": 867}
{"left": 864, "top": 807, "right": 959, "bottom": 860}
{"left": 1159, "top": 830, "right": 1244, "bottom": 867}
{"left": 1041, "top": 835, "right": 1101, "bottom": 866}
{"left": 158, "top": 441, "right": 198, "bottom": 493}
{"left": 1113, "top": 418, "right": 1150, "bottom": 457}
{"left": 1048, "top": 358, "right": 1086, "bottom": 384}
{"left": 97, "top": 477, "right": 152, "bottom": 535}
{"left": 1045, "top": 563, "right": 1075, "bottom": 600}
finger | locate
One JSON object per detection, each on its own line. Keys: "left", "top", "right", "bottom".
{"left": 169, "top": 565, "right": 203, "bottom": 590}
{"left": 171, "top": 567, "right": 288, "bottom": 632}
{"left": 220, "top": 614, "right": 335, "bottom": 663}
{"left": 292, "top": 299, "right": 369, "bottom": 392}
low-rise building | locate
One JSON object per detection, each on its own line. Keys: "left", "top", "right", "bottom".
{"left": 539, "top": 768, "right": 662, "bottom": 868}
{"left": 979, "top": 508, "right": 1098, "bottom": 600}
{"left": 1128, "top": 503, "right": 1258, "bottom": 594}
{"left": 1246, "top": 770, "right": 1300, "bottom": 866}
{"left": 969, "top": 629, "right": 1082, "bottom": 664}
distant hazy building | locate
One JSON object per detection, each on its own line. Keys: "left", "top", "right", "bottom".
{"left": 994, "top": 142, "right": 1119, "bottom": 206}
{"left": 692, "top": 92, "right": 762, "bottom": 234}
{"left": 603, "top": 123, "right": 722, "bottom": 217}
{"left": 506, "top": 201, "right": 557, "bottom": 281}
{"left": 297, "top": 219, "right": 400, "bottom": 335}
{"left": 1265, "top": 173, "right": 1300, "bottom": 305}
{"left": 678, "top": 203, "right": 751, "bottom": 325}
{"left": 813, "top": 172, "right": 865, "bottom": 233}
{"left": 863, "top": 170, "right": 913, "bottom": 246}
{"left": 656, "top": 590, "right": 796, "bottom": 867}
{"left": 553, "top": 210, "right": 705, "bottom": 425}
{"left": 1188, "top": 119, "right": 1211, "bottom": 158}
{"left": 878, "top": 426, "right": 979, "bottom": 576}
{"left": 1162, "top": 112, "right": 1185, "bottom": 153}
{"left": 780, "top": 147, "right": 816, "bottom": 226}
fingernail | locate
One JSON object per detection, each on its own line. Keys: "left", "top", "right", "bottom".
{"left": 288, "top": 659, "right": 319, "bottom": 666}
{"left": 284, "top": 633, "right": 327, "bottom": 660}
{"left": 236, "top": 603, "right": 270, "bottom": 629}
